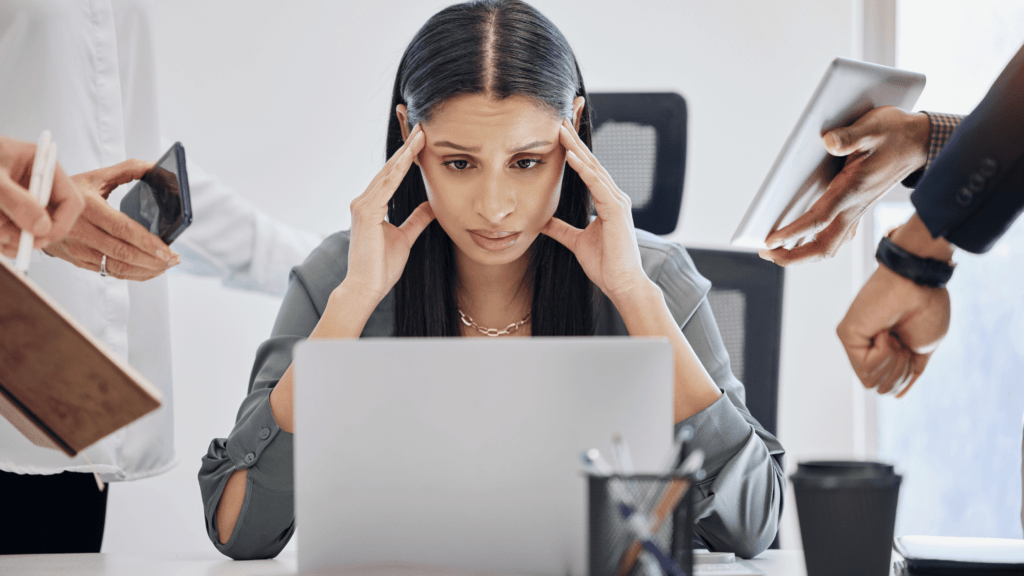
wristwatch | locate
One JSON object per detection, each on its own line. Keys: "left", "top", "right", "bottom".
{"left": 875, "top": 233, "right": 955, "bottom": 288}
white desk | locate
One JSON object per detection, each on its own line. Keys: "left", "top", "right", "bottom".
{"left": 0, "top": 550, "right": 810, "bottom": 576}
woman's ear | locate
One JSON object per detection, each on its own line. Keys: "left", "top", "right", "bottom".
{"left": 396, "top": 104, "right": 420, "bottom": 166}
{"left": 396, "top": 104, "right": 412, "bottom": 141}
{"left": 571, "top": 96, "right": 585, "bottom": 132}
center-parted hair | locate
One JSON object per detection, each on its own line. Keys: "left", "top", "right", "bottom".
{"left": 387, "top": 0, "right": 595, "bottom": 337}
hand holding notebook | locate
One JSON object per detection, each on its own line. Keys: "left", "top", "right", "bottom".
{"left": 0, "top": 132, "right": 162, "bottom": 458}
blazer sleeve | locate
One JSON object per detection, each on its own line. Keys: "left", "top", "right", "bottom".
{"left": 644, "top": 238, "right": 787, "bottom": 558}
{"left": 197, "top": 232, "right": 350, "bottom": 560}
{"left": 910, "top": 42, "right": 1024, "bottom": 253}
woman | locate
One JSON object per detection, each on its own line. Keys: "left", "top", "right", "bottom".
{"left": 199, "top": 0, "right": 785, "bottom": 561}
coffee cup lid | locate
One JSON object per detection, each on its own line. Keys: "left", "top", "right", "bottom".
{"left": 790, "top": 460, "right": 901, "bottom": 489}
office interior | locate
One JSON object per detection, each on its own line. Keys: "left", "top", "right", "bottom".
{"left": 78, "top": 0, "right": 1024, "bottom": 556}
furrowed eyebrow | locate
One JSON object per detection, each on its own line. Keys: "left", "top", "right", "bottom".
{"left": 508, "top": 140, "right": 552, "bottom": 153}
{"left": 432, "top": 140, "right": 553, "bottom": 154}
{"left": 434, "top": 141, "right": 480, "bottom": 153}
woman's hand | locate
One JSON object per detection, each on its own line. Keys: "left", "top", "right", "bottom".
{"left": 43, "top": 159, "right": 180, "bottom": 281}
{"left": 541, "top": 118, "right": 649, "bottom": 302}
{"left": 341, "top": 125, "right": 433, "bottom": 307}
{"left": 268, "top": 126, "right": 432, "bottom": 436}
{"left": 0, "top": 136, "right": 84, "bottom": 256}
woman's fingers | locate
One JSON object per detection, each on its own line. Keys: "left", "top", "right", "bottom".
{"left": 364, "top": 124, "right": 423, "bottom": 194}
{"left": 559, "top": 121, "right": 626, "bottom": 205}
{"left": 377, "top": 130, "right": 424, "bottom": 197}
{"left": 397, "top": 201, "right": 435, "bottom": 243}
{"left": 45, "top": 164, "right": 85, "bottom": 242}
{"left": 85, "top": 196, "right": 176, "bottom": 268}
{"left": 0, "top": 170, "right": 50, "bottom": 236}
{"left": 563, "top": 147, "right": 625, "bottom": 215}
{"left": 45, "top": 239, "right": 163, "bottom": 281}
{"left": 358, "top": 129, "right": 424, "bottom": 215}
{"left": 559, "top": 119, "right": 618, "bottom": 190}
{"left": 76, "top": 159, "right": 154, "bottom": 199}
{"left": 540, "top": 216, "right": 584, "bottom": 252}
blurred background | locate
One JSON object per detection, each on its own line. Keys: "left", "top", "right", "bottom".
{"left": 100, "top": 0, "right": 1024, "bottom": 555}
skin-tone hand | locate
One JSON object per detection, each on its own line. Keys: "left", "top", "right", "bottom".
{"left": 837, "top": 213, "right": 954, "bottom": 397}
{"left": 542, "top": 117, "right": 722, "bottom": 423}
{"left": 0, "top": 136, "right": 85, "bottom": 255}
{"left": 43, "top": 159, "right": 181, "bottom": 281}
{"left": 217, "top": 124, "right": 435, "bottom": 546}
{"left": 760, "top": 106, "right": 932, "bottom": 266}
{"left": 541, "top": 118, "right": 648, "bottom": 300}
{"left": 342, "top": 124, "right": 434, "bottom": 308}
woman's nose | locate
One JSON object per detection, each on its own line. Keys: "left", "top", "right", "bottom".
{"left": 474, "top": 174, "right": 517, "bottom": 224}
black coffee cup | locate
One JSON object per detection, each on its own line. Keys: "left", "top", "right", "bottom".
{"left": 790, "top": 461, "right": 902, "bottom": 576}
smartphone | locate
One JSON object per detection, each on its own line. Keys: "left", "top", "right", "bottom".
{"left": 120, "top": 142, "right": 192, "bottom": 244}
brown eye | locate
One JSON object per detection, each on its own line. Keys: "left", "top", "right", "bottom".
{"left": 446, "top": 160, "right": 470, "bottom": 170}
{"left": 515, "top": 159, "right": 541, "bottom": 170}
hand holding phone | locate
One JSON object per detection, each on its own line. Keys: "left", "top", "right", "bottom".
{"left": 43, "top": 158, "right": 181, "bottom": 281}
{"left": 120, "top": 142, "right": 192, "bottom": 244}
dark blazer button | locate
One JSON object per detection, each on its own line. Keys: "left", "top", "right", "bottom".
{"left": 968, "top": 172, "right": 986, "bottom": 192}
{"left": 956, "top": 187, "right": 974, "bottom": 206}
{"left": 980, "top": 157, "right": 998, "bottom": 177}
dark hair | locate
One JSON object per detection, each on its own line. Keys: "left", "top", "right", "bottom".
{"left": 387, "top": 0, "right": 595, "bottom": 337}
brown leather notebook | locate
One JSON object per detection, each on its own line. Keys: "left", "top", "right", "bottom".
{"left": 0, "top": 257, "right": 162, "bottom": 457}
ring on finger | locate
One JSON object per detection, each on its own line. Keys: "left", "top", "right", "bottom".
{"left": 99, "top": 255, "right": 109, "bottom": 277}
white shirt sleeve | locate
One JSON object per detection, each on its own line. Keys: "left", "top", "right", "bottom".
{"left": 169, "top": 153, "right": 322, "bottom": 297}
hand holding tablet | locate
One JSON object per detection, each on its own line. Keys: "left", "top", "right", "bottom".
{"left": 731, "top": 58, "right": 927, "bottom": 265}
{"left": 762, "top": 106, "right": 932, "bottom": 266}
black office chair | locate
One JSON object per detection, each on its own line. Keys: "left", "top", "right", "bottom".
{"left": 590, "top": 93, "right": 785, "bottom": 549}
{"left": 589, "top": 93, "right": 687, "bottom": 235}
{"left": 589, "top": 91, "right": 783, "bottom": 437}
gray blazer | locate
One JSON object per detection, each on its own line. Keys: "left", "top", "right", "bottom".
{"left": 198, "top": 229, "right": 786, "bottom": 560}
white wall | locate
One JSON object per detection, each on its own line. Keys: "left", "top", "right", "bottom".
{"left": 102, "top": 0, "right": 866, "bottom": 554}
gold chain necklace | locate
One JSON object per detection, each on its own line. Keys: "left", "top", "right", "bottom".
{"left": 458, "top": 308, "right": 531, "bottom": 337}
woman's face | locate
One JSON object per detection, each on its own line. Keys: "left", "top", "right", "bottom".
{"left": 406, "top": 94, "right": 575, "bottom": 268}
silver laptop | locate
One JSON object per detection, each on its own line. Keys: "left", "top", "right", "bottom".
{"left": 293, "top": 337, "right": 674, "bottom": 576}
{"left": 731, "top": 57, "right": 926, "bottom": 249}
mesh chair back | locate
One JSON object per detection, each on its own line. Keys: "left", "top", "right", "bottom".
{"left": 685, "top": 249, "right": 784, "bottom": 438}
{"left": 589, "top": 93, "right": 687, "bottom": 235}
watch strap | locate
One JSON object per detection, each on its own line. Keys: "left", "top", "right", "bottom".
{"left": 875, "top": 237, "right": 955, "bottom": 288}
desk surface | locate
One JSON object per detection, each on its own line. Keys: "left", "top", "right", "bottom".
{"left": 0, "top": 550, "right": 810, "bottom": 576}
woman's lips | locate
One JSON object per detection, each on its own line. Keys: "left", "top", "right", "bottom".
{"left": 469, "top": 230, "right": 521, "bottom": 251}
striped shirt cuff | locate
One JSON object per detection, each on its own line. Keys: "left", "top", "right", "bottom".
{"left": 923, "top": 111, "right": 963, "bottom": 168}
{"left": 901, "top": 111, "right": 965, "bottom": 188}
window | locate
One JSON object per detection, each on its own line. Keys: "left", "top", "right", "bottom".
{"left": 874, "top": 0, "right": 1024, "bottom": 539}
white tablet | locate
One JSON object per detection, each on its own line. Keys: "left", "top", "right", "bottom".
{"left": 731, "top": 57, "right": 926, "bottom": 249}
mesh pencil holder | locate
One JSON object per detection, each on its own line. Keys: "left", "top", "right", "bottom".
{"left": 587, "top": 474, "right": 695, "bottom": 576}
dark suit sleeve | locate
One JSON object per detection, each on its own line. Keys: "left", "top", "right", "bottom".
{"left": 910, "top": 42, "right": 1024, "bottom": 254}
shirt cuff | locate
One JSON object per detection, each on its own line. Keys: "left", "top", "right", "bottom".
{"left": 226, "top": 389, "right": 284, "bottom": 471}
{"left": 677, "top": 393, "right": 753, "bottom": 476}
{"left": 902, "top": 112, "right": 966, "bottom": 188}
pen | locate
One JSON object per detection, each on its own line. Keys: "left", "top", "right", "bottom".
{"left": 611, "top": 433, "right": 634, "bottom": 474}
{"left": 15, "top": 131, "right": 57, "bottom": 274}
{"left": 580, "top": 448, "right": 635, "bottom": 508}
{"left": 581, "top": 447, "right": 688, "bottom": 576}
{"left": 617, "top": 449, "right": 706, "bottom": 576}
